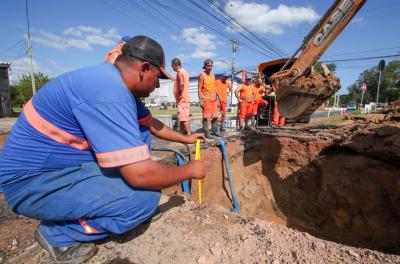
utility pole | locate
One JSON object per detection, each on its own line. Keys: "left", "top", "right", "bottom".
{"left": 229, "top": 39, "right": 238, "bottom": 111}
{"left": 26, "top": 0, "right": 36, "bottom": 95}
{"left": 376, "top": 59, "right": 385, "bottom": 104}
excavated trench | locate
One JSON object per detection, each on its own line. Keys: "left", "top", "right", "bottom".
{"left": 167, "top": 123, "right": 400, "bottom": 254}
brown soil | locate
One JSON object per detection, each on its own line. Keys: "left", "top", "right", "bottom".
{"left": 1, "top": 101, "right": 400, "bottom": 263}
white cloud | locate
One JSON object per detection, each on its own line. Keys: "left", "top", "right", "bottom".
{"left": 31, "top": 25, "right": 121, "bottom": 51}
{"left": 8, "top": 57, "right": 41, "bottom": 84}
{"left": 191, "top": 49, "right": 216, "bottom": 59}
{"left": 173, "top": 27, "right": 220, "bottom": 59}
{"left": 220, "top": 0, "right": 319, "bottom": 34}
{"left": 182, "top": 27, "right": 217, "bottom": 50}
{"left": 351, "top": 17, "right": 365, "bottom": 26}
{"left": 213, "top": 60, "right": 231, "bottom": 71}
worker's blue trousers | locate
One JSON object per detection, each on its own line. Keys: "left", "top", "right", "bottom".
{"left": 3, "top": 162, "right": 161, "bottom": 247}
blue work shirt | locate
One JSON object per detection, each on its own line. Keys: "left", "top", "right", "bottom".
{"left": 0, "top": 64, "right": 152, "bottom": 193}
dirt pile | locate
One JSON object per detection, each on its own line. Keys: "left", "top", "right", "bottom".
{"left": 1, "top": 102, "right": 400, "bottom": 263}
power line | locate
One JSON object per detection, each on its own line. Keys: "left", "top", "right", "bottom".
{"left": 0, "top": 39, "right": 25, "bottom": 57}
{"left": 185, "top": 0, "right": 277, "bottom": 58}
{"left": 211, "top": 0, "right": 287, "bottom": 58}
{"left": 321, "top": 54, "right": 400, "bottom": 63}
{"left": 152, "top": 0, "right": 275, "bottom": 58}
{"left": 322, "top": 46, "right": 400, "bottom": 59}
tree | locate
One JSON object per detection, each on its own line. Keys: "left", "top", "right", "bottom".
{"left": 10, "top": 72, "right": 50, "bottom": 107}
{"left": 346, "top": 60, "right": 400, "bottom": 104}
{"left": 314, "top": 63, "right": 337, "bottom": 74}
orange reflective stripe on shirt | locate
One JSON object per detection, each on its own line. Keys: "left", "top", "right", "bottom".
{"left": 79, "top": 218, "right": 101, "bottom": 234}
{"left": 95, "top": 144, "right": 150, "bottom": 168}
{"left": 23, "top": 99, "right": 91, "bottom": 151}
{"left": 138, "top": 113, "right": 153, "bottom": 127}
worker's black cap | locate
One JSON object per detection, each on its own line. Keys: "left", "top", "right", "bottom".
{"left": 122, "top": 35, "right": 173, "bottom": 80}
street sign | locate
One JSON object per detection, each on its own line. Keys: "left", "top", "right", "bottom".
{"left": 362, "top": 83, "right": 367, "bottom": 92}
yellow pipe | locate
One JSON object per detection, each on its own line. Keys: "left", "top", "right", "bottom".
{"left": 196, "top": 139, "right": 201, "bottom": 204}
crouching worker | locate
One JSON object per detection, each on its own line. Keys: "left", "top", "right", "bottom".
{"left": 235, "top": 76, "right": 255, "bottom": 130}
{"left": 0, "top": 36, "right": 206, "bottom": 264}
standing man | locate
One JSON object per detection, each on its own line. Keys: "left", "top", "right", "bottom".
{"left": 252, "top": 77, "right": 267, "bottom": 126}
{"left": 0, "top": 36, "right": 206, "bottom": 264}
{"left": 172, "top": 58, "right": 191, "bottom": 135}
{"left": 235, "top": 76, "right": 254, "bottom": 130}
{"left": 104, "top": 35, "right": 131, "bottom": 64}
{"left": 198, "top": 59, "right": 219, "bottom": 138}
{"left": 215, "top": 72, "right": 232, "bottom": 132}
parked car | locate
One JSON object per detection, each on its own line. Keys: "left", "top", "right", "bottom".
{"left": 347, "top": 101, "right": 357, "bottom": 111}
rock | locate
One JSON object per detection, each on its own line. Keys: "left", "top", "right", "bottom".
{"left": 11, "top": 238, "right": 18, "bottom": 247}
{"left": 266, "top": 250, "right": 273, "bottom": 256}
{"left": 104, "top": 243, "right": 115, "bottom": 250}
{"left": 197, "top": 255, "right": 207, "bottom": 264}
{"left": 348, "top": 249, "right": 360, "bottom": 258}
{"left": 316, "top": 241, "right": 326, "bottom": 249}
{"left": 291, "top": 250, "right": 298, "bottom": 260}
{"left": 223, "top": 215, "right": 229, "bottom": 219}
{"left": 210, "top": 246, "right": 222, "bottom": 257}
{"left": 272, "top": 259, "right": 279, "bottom": 264}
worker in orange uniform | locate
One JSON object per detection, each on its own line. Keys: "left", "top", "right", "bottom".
{"left": 251, "top": 77, "right": 267, "bottom": 126}
{"left": 171, "top": 58, "right": 191, "bottom": 135}
{"left": 104, "top": 35, "right": 131, "bottom": 64}
{"left": 215, "top": 72, "right": 232, "bottom": 132}
{"left": 235, "top": 76, "right": 255, "bottom": 130}
{"left": 271, "top": 86, "right": 286, "bottom": 126}
{"left": 198, "top": 59, "right": 219, "bottom": 138}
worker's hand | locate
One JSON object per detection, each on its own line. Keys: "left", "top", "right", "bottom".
{"left": 184, "top": 133, "right": 206, "bottom": 144}
{"left": 188, "top": 160, "right": 206, "bottom": 180}
{"left": 199, "top": 100, "right": 204, "bottom": 109}
{"left": 238, "top": 99, "right": 243, "bottom": 103}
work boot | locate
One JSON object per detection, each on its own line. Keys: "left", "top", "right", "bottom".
{"left": 211, "top": 120, "right": 220, "bottom": 136}
{"left": 202, "top": 120, "right": 212, "bottom": 139}
{"left": 34, "top": 229, "right": 97, "bottom": 264}
{"left": 220, "top": 126, "right": 226, "bottom": 132}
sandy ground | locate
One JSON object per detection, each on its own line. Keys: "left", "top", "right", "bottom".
{"left": 1, "top": 101, "right": 400, "bottom": 263}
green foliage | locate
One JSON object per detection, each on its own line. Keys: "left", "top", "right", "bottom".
{"left": 314, "top": 63, "right": 337, "bottom": 74}
{"left": 346, "top": 60, "right": 400, "bottom": 104}
{"left": 10, "top": 72, "right": 50, "bottom": 107}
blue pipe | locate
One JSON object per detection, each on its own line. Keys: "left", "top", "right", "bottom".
{"left": 151, "top": 147, "right": 191, "bottom": 194}
{"left": 212, "top": 136, "right": 240, "bottom": 213}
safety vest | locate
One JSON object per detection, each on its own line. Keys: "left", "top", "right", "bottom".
{"left": 253, "top": 85, "right": 264, "bottom": 101}
{"left": 215, "top": 79, "right": 231, "bottom": 103}
{"left": 174, "top": 68, "right": 190, "bottom": 104}
{"left": 239, "top": 84, "right": 254, "bottom": 103}
{"left": 200, "top": 72, "right": 216, "bottom": 100}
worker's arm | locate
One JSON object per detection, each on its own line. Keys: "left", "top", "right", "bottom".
{"left": 198, "top": 74, "right": 204, "bottom": 108}
{"left": 147, "top": 117, "right": 205, "bottom": 144}
{"left": 120, "top": 158, "right": 205, "bottom": 189}
{"left": 177, "top": 71, "right": 185, "bottom": 93}
{"left": 235, "top": 85, "right": 243, "bottom": 103}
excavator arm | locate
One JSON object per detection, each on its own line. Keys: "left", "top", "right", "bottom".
{"left": 266, "top": 0, "right": 367, "bottom": 118}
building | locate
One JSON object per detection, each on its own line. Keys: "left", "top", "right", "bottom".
{"left": 0, "top": 63, "right": 12, "bottom": 117}
{"left": 149, "top": 74, "right": 241, "bottom": 105}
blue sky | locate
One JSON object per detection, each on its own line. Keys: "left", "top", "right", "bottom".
{"left": 1, "top": 0, "right": 399, "bottom": 94}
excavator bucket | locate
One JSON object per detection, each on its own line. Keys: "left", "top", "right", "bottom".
{"left": 258, "top": 58, "right": 340, "bottom": 119}
{"left": 276, "top": 73, "right": 340, "bottom": 118}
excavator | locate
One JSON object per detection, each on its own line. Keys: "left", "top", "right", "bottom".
{"left": 257, "top": 0, "right": 367, "bottom": 120}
